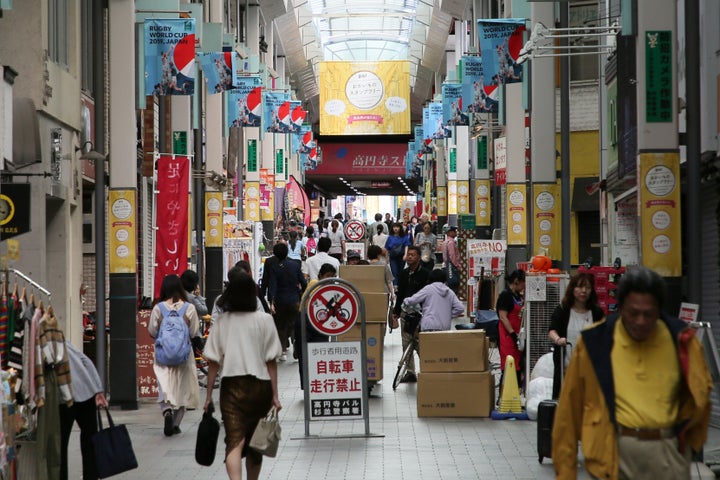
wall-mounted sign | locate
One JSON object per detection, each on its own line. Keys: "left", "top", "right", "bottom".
{"left": 0, "top": 183, "right": 30, "bottom": 241}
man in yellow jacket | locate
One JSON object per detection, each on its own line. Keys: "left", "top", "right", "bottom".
{"left": 552, "top": 267, "right": 712, "bottom": 480}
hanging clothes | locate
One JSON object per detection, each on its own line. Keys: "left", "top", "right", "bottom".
{"left": 9, "top": 298, "right": 33, "bottom": 402}
{"left": 0, "top": 291, "right": 8, "bottom": 368}
{"left": 34, "top": 309, "right": 73, "bottom": 407}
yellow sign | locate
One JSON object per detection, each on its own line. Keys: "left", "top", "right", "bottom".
{"left": 6, "top": 239, "right": 19, "bottom": 261}
{"left": 109, "top": 189, "right": 137, "bottom": 274}
{"left": 205, "top": 192, "right": 223, "bottom": 248}
{"left": 532, "top": 184, "right": 561, "bottom": 258}
{"left": 447, "top": 180, "right": 458, "bottom": 215}
{"left": 436, "top": 186, "right": 447, "bottom": 216}
{"left": 506, "top": 184, "right": 527, "bottom": 245}
{"left": 474, "top": 180, "right": 491, "bottom": 226}
{"left": 639, "top": 152, "right": 681, "bottom": 276}
{"left": 260, "top": 169, "right": 275, "bottom": 222}
{"left": 457, "top": 181, "right": 470, "bottom": 214}
{"left": 319, "top": 61, "right": 411, "bottom": 136}
{"left": 244, "top": 181, "right": 260, "bottom": 222}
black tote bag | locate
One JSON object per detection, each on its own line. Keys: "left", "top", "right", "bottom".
{"left": 195, "top": 403, "right": 220, "bottom": 466}
{"left": 91, "top": 407, "right": 138, "bottom": 478}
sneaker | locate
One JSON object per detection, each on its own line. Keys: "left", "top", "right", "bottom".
{"left": 173, "top": 426, "right": 181, "bottom": 435}
{"left": 279, "top": 353, "right": 287, "bottom": 362}
{"left": 401, "top": 372, "right": 417, "bottom": 383}
{"left": 163, "top": 411, "right": 173, "bottom": 436}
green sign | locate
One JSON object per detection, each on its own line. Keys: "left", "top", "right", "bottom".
{"left": 247, "top": 139, "right": 257, "bottom": 172}
{"left": 276, "top": 149, "right": 284, "bottom": 174}
{"left": 645, "top": 30, "right": 672, "bottom": 123}
{"left": 460, "top": 214, "right": 475, "bottom": 231}
{"left": 172, "top": 131, "right": 187, "bottom": 155}
{"left": 477, "top": 136, "right": 488, "bottom": 170}
{"left": 449, "top": 148, "right": 457, "bottom": 174}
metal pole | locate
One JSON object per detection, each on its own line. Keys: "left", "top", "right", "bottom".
{"left": 93, "top": 0, "right": 107, "bottom": 387}
{"left": 685, "top": 0, "right": 700, "bottom": 304}
{"left": 194, "top": 70, "right": 205, "bottom": 284}
{"left": 560, "top": 2, "right": 571, "bottom": 271}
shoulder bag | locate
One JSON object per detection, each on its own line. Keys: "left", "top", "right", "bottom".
{"left": 92, "top": 407, "right": 138, "bottom": 478}
{"left": 249, "top": 407, "right": 281, "bottom": 457}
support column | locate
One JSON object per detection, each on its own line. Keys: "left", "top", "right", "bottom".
{"left": 505, "top": 82, "right": 528, "bottom": 265}
{"left": 108, "top": 0, "right": 138, "bottom": 409}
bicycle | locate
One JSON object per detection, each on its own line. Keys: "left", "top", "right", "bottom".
{"left": 392, "top": 304, "right": 423, "bottom": 390}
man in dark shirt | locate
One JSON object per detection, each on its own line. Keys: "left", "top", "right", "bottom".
{"left": 392, "top": 246, "right": 430, "bottom": 382}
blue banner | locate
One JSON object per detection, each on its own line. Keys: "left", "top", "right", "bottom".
{"left": 199, "top": 52, "right": 236, "bottom": 94}
{"left": 423, "top": 102, "right": 450, "bottom": 140}
{"left": 478, "top": 19, "right": 526, "bottom": 88}
{"left": 461, "top": 56, "right": 498, "bottom": 114}
{"left": 293, "top": 125, "right": 313, "bottom": 155}
{"left": 227, "top": 76, "right": 263, "bottom": 127}
{"left": 442, "top": 83, "right": 469, "bottom": 126}
{"left": 144, "top": 19, "right": 196, "bottom": 96}
{"left": 263, "top": 91, "right": 291, "bottom": 132}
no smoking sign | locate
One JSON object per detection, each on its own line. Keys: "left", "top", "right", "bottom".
{"left": 306, "top": 284, "right": 359, "bottom": 336}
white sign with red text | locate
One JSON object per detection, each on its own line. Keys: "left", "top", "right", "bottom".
{"left": 466, "top": 239, "right": 507, "bottom": 276}
{"left": 308, "top": 342, "right": 364, "bottom": 420}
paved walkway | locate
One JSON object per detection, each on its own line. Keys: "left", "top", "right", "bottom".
{"left": 63, "top": 326, "right": 718, "bottom": 479}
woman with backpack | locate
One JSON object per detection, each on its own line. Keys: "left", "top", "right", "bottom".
{"left": 148, "top": 274, "right": 201, "bottom": 436}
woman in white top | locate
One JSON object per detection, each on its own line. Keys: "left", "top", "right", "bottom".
{"left": 286, "top": 230, "right": 304, "bottom": 263}
{"left": 326, "top": 219, "right": 346, "bottom": 263}
{"left": 203, "top": 267, "right": 282, "bottom": 480}
{"left": 372, "top": 223, "right": 389, "bottom": 251}
{"left": 148, "top": 274, "right": 200, "bottom": 436}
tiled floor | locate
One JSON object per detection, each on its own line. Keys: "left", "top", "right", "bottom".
{"left": 62, "top": 325, "right": 716, "bottom": 479}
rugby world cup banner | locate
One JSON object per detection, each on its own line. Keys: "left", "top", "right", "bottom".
{"left": 227, "top": 76, "right": 262, "bottom": 127}
{"left": 423, "top": 102, "right": 450, "bottom": 140}
{"left": 319, "top": 61, "right": 410, "bottom": 136}
{"left": 199, "top": 52, "right": 236, "bottom": 93}
{"left": 263, "top": 91, "right": 291, "bottom": 133}
{"left": 442, "top": 83, "right": 469, "bottom": 126}
{"left": 461, "top": 56, "right": 498, "bottom": 114}
{"left": 144, "top": 19, "right": 196, "bottom": 96}
{"left": 477, "top": 19, "right": 525, "bottom": 107}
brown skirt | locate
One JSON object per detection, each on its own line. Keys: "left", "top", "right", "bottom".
{"left": 219, "top": 375, "right": 273, "bottom": 458}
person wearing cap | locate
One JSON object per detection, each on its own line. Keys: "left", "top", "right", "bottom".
{"left": 442, "top": 226, "right": 461, "bottom": 293}
{"left": 346, "top": 250, "right": 362, "bottom": 265}
{"left": 552, "top": 267, "right": 712, "bottom": 480}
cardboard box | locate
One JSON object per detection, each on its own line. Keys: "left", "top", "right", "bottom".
{"left": 419, "top": 329, "right": 487, "bottom": 373}
{"left": 362, "top": 292, "right": 390, "bottom": 323}
{"left": 417, "top": 371, "right": 494, "bottom": 417}
{"left": 337, "top": 322, "right": 385, "bottom": 381}
{"left": 339, "top": 265, "right": 388, "bottom": 294}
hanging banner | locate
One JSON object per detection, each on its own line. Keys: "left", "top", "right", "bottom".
{"left": 262, "top": 91, "right": 291, "bottom": 132}
{"left": 205, "top": 191, "right": 223, "bottom": 248}
{"left": 645, "top": 31, "right": 673, "bottom": 123}
{"left": 199, "top": 52, "right": 236, "bottom": 93}
{"left": 260, "top": 168, "right": 275, "bottom": 221}
{"left": 533, "top": 184, "right": 561, "bottom": 258}
{"left": 448, "top": 181, "right": 458, "bottom": 215}
{"left": 494, "top": 136, "right": 507, "bottom": 185}
{"left": 227, "top": 76, "right": 263, "bottom": 127}
{"left": 109, "top": 189, "right": 137, "bottom": 274}
{"left": 154, "top": 155, "right": 190, "bottom": 298}
{"left": 506, "top": 184, "right": 527, "bottom": 245}
{"left": 0, "top": 183, "right": 30, "bottom": 241}
{"left": 437, "top": 186, "right": 447, "bottom": 216}
{"left": 144, "top": 18, "right": 196, "bottom": 96}
{"left": 319, "top": 60, "right": 410, "bottom": 136}
{"left": 461, "top": 56, "right": 498, "bottom": 114}
{"left": 477, "top": 19, "right": 525, "bottom": 113}
{"left": 639, "top": 152, "right": 681, "bottom": 276}
{"left": 442, "top": 83, "right": 469, "bottom": 126}
{"left": 286, "top": 175, "right": 311, "bottom": 226}
{"left": 474, "top": 179, "right": 491, "bottom": 226}
{"left": 244, "top": 181, "right": 260, "bottom": 222}
{"left": 293, "top": 126, "right": 313, "bottom": 155}
{"left": 423, "top": 103, "right": 450, "bottom": 140}
{"left": 457, "top": 180, "right": 470, "bottom": 214}
{"left": 291, "top": 103, "right": 308, "bottom": 132}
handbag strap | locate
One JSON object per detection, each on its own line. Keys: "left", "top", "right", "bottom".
{"left": 96, "top": 406, "right": 115, "bottom": 430}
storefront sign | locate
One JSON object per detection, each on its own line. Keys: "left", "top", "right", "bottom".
{"left": 0, "top": 183, "right": 30, "bottom": 240}
{"left": 645, "top": 30, "right": 673, "bottom": 123}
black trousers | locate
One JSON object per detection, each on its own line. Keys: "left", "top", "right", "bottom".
{"left": 60, "top": 397, "right": 99, "bottom": 480}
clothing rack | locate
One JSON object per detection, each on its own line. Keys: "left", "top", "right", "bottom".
{"left": 3, "top": 268, "right": 52, "bottom": 300}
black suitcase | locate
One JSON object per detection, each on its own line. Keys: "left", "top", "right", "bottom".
{"left": 537, "top": 343, "right": 569, "bottom": 464}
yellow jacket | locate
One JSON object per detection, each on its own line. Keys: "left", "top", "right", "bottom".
{"left": 552, "top": 314, "right": 712, "bottom": 480}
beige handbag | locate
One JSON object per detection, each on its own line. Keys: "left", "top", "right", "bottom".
{"left": 249, "top": 407, "right": 281, "bottom": 457}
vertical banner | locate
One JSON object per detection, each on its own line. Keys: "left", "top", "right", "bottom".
{"left": 506, "top": 184, "right": 527, "bottom": 245}
{"left": 154, "top": 155, "right": 190, "bottom": 298}
{"left": 144, "top": 19, "right": 196, "bottom": 96}
{"left": 638, "top": 152, "right": 681, "bottom": 276}
{"left": 260, "top": 168, "right": 275, "bottom": 221}
{"left": 109, "top": 189, "right": 137, "bottom": 274}
{"left": 457, "top": 181, "right": 470, "bottom": 214}
{"left": 263, "top": 91, "right": 291, "bottom": 132}
{"left": 461, "top": 56, "right": 498, "bottom": 114}
{"left": 477, "top": 19, "right": 526, "bottom": 87}
{"left": 244, "top": 181, "right": 260, "bottom": 222}
{"left": 532, "top": 184, "right": 561, "bottom": 258}
{"left": 442, "top": 83, "right": 469, "bottom": 126}
{"left": 199, "top": 52, "right": 236, "bottom": 93}
{"left": 227, "top": 77, "right": 263, "bottom": 127}
{"left": 494, "top": 137, "right": 507, "bottom": 185}
{"left": 423, "top": 103, "right": 450, "bottom": 140}
{"left": 319, "top": 60, "right": 410, "bottom": 135}
{"left": 447, "top": 181, "right": 458, "bottom": 215}
{"left": 645, "top": 31, "right": 673, "bottom": 123}
{"left": 475, "top": 179, "right": 491, "bottom": 226}
{"left": 205, "top": 191, "right": 223, "bottom": 248}
{"left": 437, "top": 186, "right": 447, "bottom": 216}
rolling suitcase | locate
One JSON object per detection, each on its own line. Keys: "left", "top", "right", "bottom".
{"left": 537, "top": 343, "right": 569, "bottom": 463}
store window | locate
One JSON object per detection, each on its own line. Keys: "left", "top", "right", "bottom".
{"left": 48, "top": 0, "right": 69, "bottom": 68}
{"left": 569, "top": 0, "right": 599, "bottom": 82}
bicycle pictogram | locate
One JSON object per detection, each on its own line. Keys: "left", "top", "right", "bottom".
{"left": 306, "top": 284, "right": 359, "bottom": 336}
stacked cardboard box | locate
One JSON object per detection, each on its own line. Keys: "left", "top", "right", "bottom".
{"left": 338, "top": 265, "right": 390, "bottom": 381}
{"left": 417, "top": 330, "right": 494, "bottom": 417}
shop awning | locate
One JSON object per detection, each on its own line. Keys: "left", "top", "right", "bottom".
{"left": 572, "top": 176, "right": 600, "bottom": 212}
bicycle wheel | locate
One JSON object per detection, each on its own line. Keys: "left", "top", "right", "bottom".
{"left": 392, "top": 343, "right": 414, "bottom": 390}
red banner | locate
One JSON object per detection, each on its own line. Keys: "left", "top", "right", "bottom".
{"left": 308, "top": 143, "right": 407, "bottom": 176}
{"left": 154, "top": 155, "right": 190, "bottom": 298}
